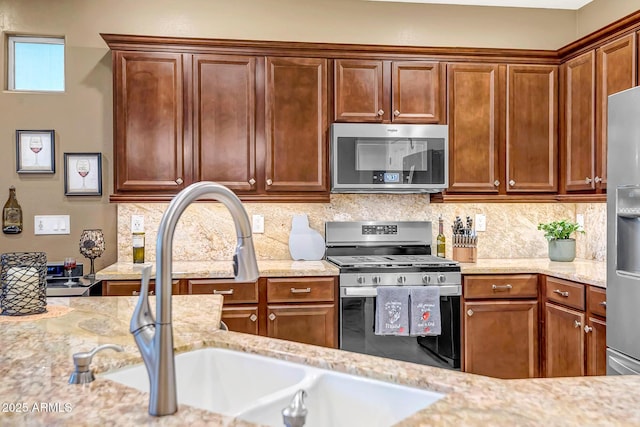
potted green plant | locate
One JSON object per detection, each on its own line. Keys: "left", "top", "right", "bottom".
{"left": 537, "top": 219, "right": 585, "bottom": 262}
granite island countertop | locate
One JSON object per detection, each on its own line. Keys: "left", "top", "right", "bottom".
{"left": 1, "top": 294, "right": 636, "bottom": 426}
{"left": 96, "top": 258, "right": 605, "bottom": 288}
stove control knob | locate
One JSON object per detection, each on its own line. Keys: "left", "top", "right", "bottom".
{"left": 438, "top": 274, "right": 446, "bottom": 283}
{"left": 357, "top": 276, "right": 365, "bottom": 284}
{"left": 372, "top": 276, "right": 381, "bottom": 284}
{"left": 422, "top": 275, "right": 431, "bottom": 284}
{"left": 397, "top": 276, "right": 406, "bottom": 284}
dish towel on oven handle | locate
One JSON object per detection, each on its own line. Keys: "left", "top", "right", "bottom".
{"left": 409, "top": 286, "right": 441, "bottom": 336}
{"left": 375, "top": 287, "right": 410, "bottom": 336}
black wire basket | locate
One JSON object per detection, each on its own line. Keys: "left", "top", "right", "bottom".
{"left": 1, "top": 252, "right": 47, "bottom": 316}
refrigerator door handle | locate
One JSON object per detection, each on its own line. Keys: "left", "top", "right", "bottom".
{"left": 609, "top": 353, "right": 640, "bottom": 375}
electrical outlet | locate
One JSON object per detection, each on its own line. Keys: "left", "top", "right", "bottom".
{"left": 252, "top": 214, "right": 264, "bottom": 234}
{"left": 34, "top": 215, "right": 70, "bottom": 235}
{"left": 576, "top": 213, "right": 585, "bottom": 229}
{"left": 475, "top": 214, "right": 487, "bottom": 232}
{"left": 131, "top": 215, "right": 145, "bottom": 233}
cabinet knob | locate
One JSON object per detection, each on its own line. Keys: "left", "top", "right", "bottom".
{"left": 509, "top": 179, "right": 516, "bottom": 187}
{"left": 377, "top": 109, "right": 385, "bottom": 116}
{"left": 574, "top": 320, "right": 581, "bottom": 328}
{"left": 584, "top": 325, "right": 593, "bottom": 333}
{"left": 467, "top": 309, "right": 474, "bottom": 317}
{"left": 594, "top": 176, "right": 602, "bottom": 183}
{"left": 494, "top": 180, "right": 500, "bottom": 187}
{"left": 585, "top": 177, "right": 592, "bottom": 184}
{"left": 600, "top": 301, "right": 606, "bottom": 308}
{"left": 175, "top": 177, "right": 183, "bottom": 185}
{"left": 248, "top": 178, "right": 256, "bottom": 185}
{"left": 266, "top": 178, "right": 273, "bottom": 186}
{"left": 269, "top": 313, "right": 276, "bottom": 321}
{"left": 250, "top": 314, "right": 257, "bottom": 322}
{"left": 394, "top": 110, "right": 400, "bottom": 117}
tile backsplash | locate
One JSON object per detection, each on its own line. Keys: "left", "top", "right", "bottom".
{"left": 116, "top": 195, "right": 606, "bottom": 262}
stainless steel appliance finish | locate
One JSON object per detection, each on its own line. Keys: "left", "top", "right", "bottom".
{"left": 330, "top": 123, "right": 448, "bottom": 193}
{"left": 607, "top": 86, "right": 640, "bottom": 374}
{"left": 326, "top": 221, "right": 462, "bottom": 369}
{"left": 46, "top": 262, "right": 99, "bottom": 297}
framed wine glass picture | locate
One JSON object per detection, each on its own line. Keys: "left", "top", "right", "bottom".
{"left": 63, "top": 152, "right": 102, "bottom": 196}
{"left": 15, "top": 130, "right": 55, "bottom": 173}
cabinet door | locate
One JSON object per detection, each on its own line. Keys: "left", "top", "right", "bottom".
{"left": 544, "top": 302, "right": 585, "bottom": 377}
{"left": 114, "top": 51, "right": 188, "bottom": 193}
{"left": 506, "top": 65, "right": 558, "bottom": 192}
{"left": 596, "top": 33, "right": 637, "bottom": 190}
{"left": 447, "top": 63, "right": 501, "bottom": 193}
{"left": 392, "top": 61, "right": 443, "bottom": 123}
{"left": 222, "top": 307, "right": 260, "bottom": 335}
{"left": 265, "top": 57, "right": 328, "bottom": 193}
{"left": 463, "top": 300, "right": 539, "bottom": 379}
{"left": 563, "top": 51, "right": 596, "bottom": 192}
{"left": 334, "top": 59, "right": 384, "bottom": 122}
{"left": 586, "top": 316, "right": 607, "bottom": 376}
{"left": 267, "top": 304, "right": 337, "bottom": 348}
{"left": 192, "top": 54, "right": 257, "bottom": 192}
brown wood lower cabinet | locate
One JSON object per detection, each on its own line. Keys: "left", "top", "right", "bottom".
{"left": 463, "top": 300, "right": 539, "bottom": 379}
{"left": 102, "top": 279, "right": 181, "bottom": 296}
{"left": 586, "top": 315, "right": 607, "bottom": 375}
{"left": 267, "top": 304, "right": 336, "bottom": 347}
{"left": 544, "top": 302, "right": 585, "bottom": 377}
{"left": 221, "top": 306, "right": 260, "bottom": 335}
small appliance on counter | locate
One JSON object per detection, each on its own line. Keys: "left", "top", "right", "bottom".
{"left": 46, "top": 262, "right": 101, "bottom": 297}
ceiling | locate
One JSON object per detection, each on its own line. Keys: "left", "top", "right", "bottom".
{"left": 365, "top": 0, "right": 594, "bottom": 9}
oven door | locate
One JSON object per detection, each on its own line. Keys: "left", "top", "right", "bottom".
{"left": 339, "top": 286, "right": 460, "bottom": 369}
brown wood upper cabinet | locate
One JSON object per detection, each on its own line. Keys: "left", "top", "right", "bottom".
{"left": 334, "top": 59, "right": 444, "bottom": 124}
{"left": 265, "top": 57, "right": 329, "bottom": 194}
{"left": 113, "top": 51, "right": 189, "bottom": 194}
{"left": 561, "top": 33, "right": 636, "bottom": 195}
{"left": 506, "top": 64, "right": 558, "bottom": 193}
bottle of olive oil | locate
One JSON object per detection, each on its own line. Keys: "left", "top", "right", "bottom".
{"left": 436, "top": 215, "right": 446, "bottom": 258}
{"left": 3, "top": 186, "right": 23, "bottom": 234}
{"left": 132, "top": 215, "right": 145, "bottom": 264}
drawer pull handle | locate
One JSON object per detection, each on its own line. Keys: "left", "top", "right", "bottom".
{"left": 213, "top": 289, "right": 234, "bottom": 295}
{"left": 132, "top": 290, "right": 154, "bottom": 296}
{"left": 269, "top": 313, "right": 276, "bottom": 321}
{"left": 250, "top": 314, "right": 257, "bottom": 322}
{"left": 584, "top": 325, "right": 593, "bottom": 333}
{"left": 600, "top": 301, "right": 606, "bottom": 308}
{"left": 492, "top": 284, "right": 513, "bottom": 291}
{"left": 553, "top": 289, "right": 569, "bottom": 297}
{"left": 574, "top": 320, "right": 581, "bottom": 328}
{"left": 290, "top": 287, "right": 312, "bottom": 294}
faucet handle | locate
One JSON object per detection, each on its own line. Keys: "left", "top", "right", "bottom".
{"left": 282, "top": 389, "right": 308, "bottom": 427}
{"left": 130, "top": 265, "right": 155, "bottom": 334}
{"left": 69, "top": 344, "right": 124, "bottom": 384}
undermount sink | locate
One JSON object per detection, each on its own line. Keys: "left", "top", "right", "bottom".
{"left": 102, "top": 347, "right": 444, "bottom": 426}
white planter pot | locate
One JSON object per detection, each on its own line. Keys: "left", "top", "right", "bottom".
{"left": 548, "top": 239, "right": 576, "bottom": 262}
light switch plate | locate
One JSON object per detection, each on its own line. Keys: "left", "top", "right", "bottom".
{"left": 475, "top": 214, "right": 487, "bottom": 232}
{"left": 252, "top": 214, "right": 264, "bottom": 234}
{"left": 34, "top": 215, "right": 70, "bottom": 235}
{"left": 576, "top": 213, "right": 585, "bottom": 229}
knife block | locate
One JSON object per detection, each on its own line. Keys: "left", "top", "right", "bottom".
{"left": 452, "top": 247, "right": 477, "bottom": 263}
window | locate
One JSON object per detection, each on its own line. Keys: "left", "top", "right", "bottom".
{"left": 8, "top": 35, "right": 65, "bottom": 92}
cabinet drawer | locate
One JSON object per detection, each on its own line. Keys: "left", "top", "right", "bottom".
{"left": 187, "top": 279, "right": 258, "bottom": 304}
{"left": 588, "top": 285, "right": 606, "bottom": 318}
{"left": 545, "top": 277, "right": 585, "bottom": 310}
{"left": 267, "top": 277, "right": 335, "bottom": 303}
{"left": 464, "top": 274, "right": 538, "bottom": 299}
{"left": 103, "top": 280, "right": 180, "bottom": 296}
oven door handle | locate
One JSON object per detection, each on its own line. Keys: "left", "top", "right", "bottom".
{"left": 342, "top": 287, "right": 378, "bottom": 297}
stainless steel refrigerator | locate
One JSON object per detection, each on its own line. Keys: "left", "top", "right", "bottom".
{"left": 607, "top": 85, "right": 640, "bottom": 375}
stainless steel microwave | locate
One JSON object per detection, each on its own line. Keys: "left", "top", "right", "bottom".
{"left": 330, "top": 123, "right": 449, "bottom": 193}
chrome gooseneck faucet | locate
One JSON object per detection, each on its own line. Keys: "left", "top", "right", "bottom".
{"left": 129, "top": 181, "right": 260, "bottom": 416}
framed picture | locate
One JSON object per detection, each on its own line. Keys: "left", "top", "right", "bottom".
{"left": 64, "top": 153, "right": 102, "bottom": 196}
{"left": 16, "top": 130, "right": 55, "bottom": 173}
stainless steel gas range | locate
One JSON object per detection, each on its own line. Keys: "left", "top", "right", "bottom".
{"left": 325, "top": 221, "right": 462, "bottom": 369}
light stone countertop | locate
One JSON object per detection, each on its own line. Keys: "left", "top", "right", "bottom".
{"left": 96, "top": 258, "right": 605, "bottom": 288}
{"left": 0, "top": 294, "right": 637, "bottom": 426}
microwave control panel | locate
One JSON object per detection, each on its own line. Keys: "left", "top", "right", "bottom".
{"left": 372, "top": 171, "right": 401, "bottom": 184}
